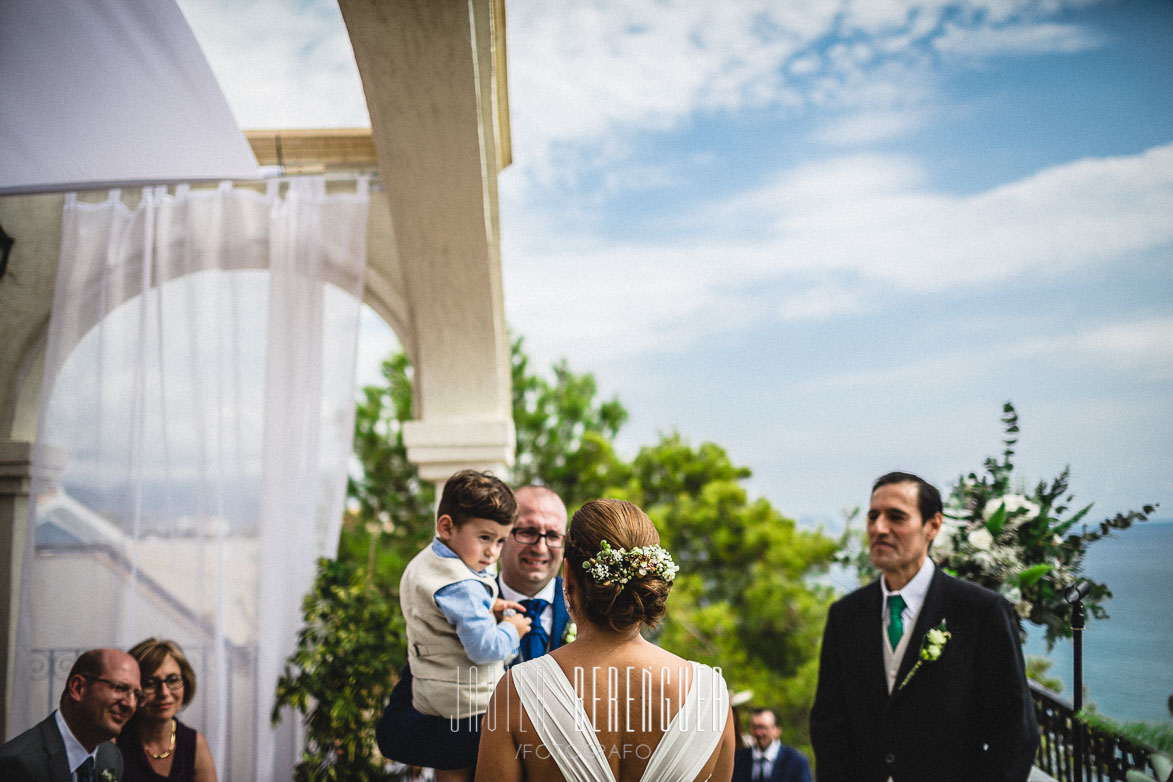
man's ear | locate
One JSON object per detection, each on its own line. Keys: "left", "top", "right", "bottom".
{"left": 925, "top": 512, "right": 943, "bottom": 542}
{"left": 65, "top": 674, "right": 87, "bottom": 703}
{"left": 436, "top": 514, "right": 454, "bottom": 542}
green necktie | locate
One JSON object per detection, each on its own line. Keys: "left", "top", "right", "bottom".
{"left": 887, "top": 594, "right": 907, "bottom": 648}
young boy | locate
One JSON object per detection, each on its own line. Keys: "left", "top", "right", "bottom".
{"left": 397, "top": 469, "right": 530, "bottom": 782}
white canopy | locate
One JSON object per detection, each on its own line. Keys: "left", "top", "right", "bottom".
{"left": 0, "top": 0, "right": 258, "bottom": 195}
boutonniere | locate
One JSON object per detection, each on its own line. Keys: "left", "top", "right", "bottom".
{"left": 898, "top": 619, "right": 951, "bottom": 691}
{"left": 100, "top": 770, "right": 117, "bottom": 782}
{"left": 562, "top": 621, "right": 577, "bottom": 643}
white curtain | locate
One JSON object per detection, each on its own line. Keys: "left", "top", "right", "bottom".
{"left": 11, "top": 177, "right": 369, "bottom": 781}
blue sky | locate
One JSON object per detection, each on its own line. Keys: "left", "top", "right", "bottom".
{"left": 178, "top": 0, "right": 1172, "bottom": 530}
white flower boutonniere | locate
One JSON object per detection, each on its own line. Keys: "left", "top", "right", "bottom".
{"left": 100, "top": 769, "right": 117, "bottom": 782}
{"left": 898, "top": 619, "right": 951, "bottom": 691}
{"left": 562, "top": 621, "right": 577, "bottom": 644}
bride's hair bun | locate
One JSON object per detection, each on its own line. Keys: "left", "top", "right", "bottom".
{"left": 565, "top": 499, "right": 672, "bottom": 631}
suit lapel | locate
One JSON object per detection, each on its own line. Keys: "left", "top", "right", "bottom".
{"left": 855, "top": 581, "right": 890, "bottom": 712}
{"left": 550, "top": 576, "right": 569, "bottom": 650}
{"left": 891, "top": 568, "right": 947, "bottom": 700}
{"left": 40, "top": 715, "right": 72, "bottom": 782}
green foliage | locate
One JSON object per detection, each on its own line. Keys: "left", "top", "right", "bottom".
{"left": 272, "top": 558, "right": 400, "bottom": 781}
{"left": 1024, "top": 655, "right": 1063, "bottom": 693}
{"left": 613, "top": 433, "right": 839, "bottom": 751}
{"left": 1079, "top": 698, "right": 1173, "bottom": 778}
{"left": 510, "top": 335, "right": 628, "bottom": 507}
{"left": 935, "top": 402, "right": 1157, "bottom": 648}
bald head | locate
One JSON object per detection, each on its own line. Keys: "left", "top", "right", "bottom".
{"left": 60, "top": 648, "right": 140, "bottom": 751}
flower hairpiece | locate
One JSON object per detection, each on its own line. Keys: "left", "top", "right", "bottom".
{"left": 582, "top": 539, "right": 679, "bottom": 586}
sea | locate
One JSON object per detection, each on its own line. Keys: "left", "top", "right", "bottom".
{"left": 1021, "top": 517, "right": 1173, "bottom": 724}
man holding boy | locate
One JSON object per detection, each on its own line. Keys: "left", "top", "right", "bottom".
{"left": 377, "top": 475, "right": 572, "bottom": 778}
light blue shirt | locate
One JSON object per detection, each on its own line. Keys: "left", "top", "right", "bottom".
{"left": 53, "top": 709, "right": 98, "bottom": 782}
{"left": 431, "top": 539, "right": 520, "bottom": 664}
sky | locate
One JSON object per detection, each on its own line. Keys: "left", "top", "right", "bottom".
{"left": 177, "top": 0, "right": 1173, "bottom": 532}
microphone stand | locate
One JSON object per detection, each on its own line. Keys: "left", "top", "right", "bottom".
{"left": 1065, "top": 581, "right": 1091, "bottom": 782}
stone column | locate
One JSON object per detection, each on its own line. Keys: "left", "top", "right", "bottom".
{"left": 0, "top": 440, "right": 65, "bottom": 737}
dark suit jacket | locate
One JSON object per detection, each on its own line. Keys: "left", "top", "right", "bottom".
{"left": 0, "top": 713, "right": 123, "bottom": 782}
{"left": 732, "top": 743, "right": 812, "bottom": 782}
{"left": 376, "top": 575, "right": 570, "bottom": 765}
{"left": 809, "top": 568, "right": 1039, "bottom": 782}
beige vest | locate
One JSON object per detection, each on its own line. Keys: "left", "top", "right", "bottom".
{"left": 883, "top": 606, "right": 920, "bottom": 694}
{"left": 400, "top": 545, "right": 502, "bottom": 719}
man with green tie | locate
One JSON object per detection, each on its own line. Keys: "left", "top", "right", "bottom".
{"left": 810, "top": 472, "right": 1039, "bottom": 781}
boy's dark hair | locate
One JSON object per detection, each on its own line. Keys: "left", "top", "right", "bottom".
{"left": 872, "top": 471, "right": 943, "bottom": 522}
{"left": 438, "top": 469, "right": 517, "bottom": 527}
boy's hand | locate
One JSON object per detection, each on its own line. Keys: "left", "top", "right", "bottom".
{"left": 493, "top": 598, "right": 527, "bottom": 620}
{"left": 502, "top": 612, "right": 532, "bottom": 638}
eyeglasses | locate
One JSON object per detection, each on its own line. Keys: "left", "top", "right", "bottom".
{"left": 82, "top": 675, "right": 143, "bottom": 702}
{"left": 511, "top": 527, "right": 565, "bottom": 548}
{"left": 142, "top": 674, "right": 185, "bottom": 695}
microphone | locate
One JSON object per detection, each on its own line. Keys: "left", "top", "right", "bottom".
{"left": 1064, "top": 580, "right": 1091, "bottom": 605}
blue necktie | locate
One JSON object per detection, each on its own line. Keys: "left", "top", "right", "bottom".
{"left": 77, "top": 757, "right": 95, "bottom": 782}
{"left": 519, "top": 598, "right": 550, "bottom": 661}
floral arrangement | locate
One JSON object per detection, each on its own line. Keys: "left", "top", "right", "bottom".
{"left": 899, "top": 619, "right": 951, "bottom": 690}
{"left": 582, "top": 539, "right": 679, "bottom": 586}
{"left": 933, "top": 403, "right": 1156, "bottom": 648}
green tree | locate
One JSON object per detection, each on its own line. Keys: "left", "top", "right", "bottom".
{"left": 614, "top": 433, "right": 838, "bottom": 752}
{"left": 272, "top": 558, "right": 400, "bottom": 781}
{"left": 510, "top": 335, "right": 628, "bottom": 506}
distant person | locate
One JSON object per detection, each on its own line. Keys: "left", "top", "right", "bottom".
{"left": 0, "top": 647, "right": 140, "bottom": 781}
{"left": 476, "top": 498, "right": 736, "bottom": 781}
{"left": 732, "top": 708, "right": 810, "bottom": 782}
{"left": 383, "top": 470, "right": 531, "bottom": 782}
{"left": 119, "top": 638, "right": 216, "bottom": 782}
{"left": 810, "top": 471, "right": 1039, "bottom": 781}
{"left": 377, "top": 484, "right": 573, "bottom": 770}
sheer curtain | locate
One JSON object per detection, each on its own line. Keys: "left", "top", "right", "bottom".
{"left": 11, "top": 176, "right": 369, "bottom": 781}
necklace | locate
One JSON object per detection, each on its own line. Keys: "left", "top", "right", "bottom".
{"left": 145, "top": 719, "right": 177, "bottom": 760}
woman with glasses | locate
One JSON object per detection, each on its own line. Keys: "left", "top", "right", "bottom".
{"left": 119, "top": 638, "right": 217, "bottom": 782}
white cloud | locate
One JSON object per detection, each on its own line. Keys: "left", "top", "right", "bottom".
{"left": 177, "top": 0, "right": 368, "bottom": 129}
{"left": 797, "top": 315, "right": 1173, "bottom": 394}
{"left": 505, "top": 142, "right": 1173, "bottom": 367}
{"left": 934, "top": 20, "right": 1103, "bottom": 60}
{"left": 504, "top": 0, "right": 1110, "bottom": 187}
{"left": 1014, "top": 317, "right": 1173, "bottom": 381}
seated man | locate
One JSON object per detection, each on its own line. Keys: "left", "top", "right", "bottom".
{"left": 0, "top": 648, "right": 141, "bottom": 781}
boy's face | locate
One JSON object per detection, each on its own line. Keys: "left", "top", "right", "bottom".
{"left": 437, "top": 515, "right": 510, "bottom": 572}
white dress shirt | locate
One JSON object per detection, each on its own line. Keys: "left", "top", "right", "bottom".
{"left": 499, "top": 577, "right": 557, "bottom": 638}
{"left": 54, "top": 709, "right": 99, "bottom": 782}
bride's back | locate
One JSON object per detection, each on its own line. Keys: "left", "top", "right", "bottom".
{"left": 515, "top": 643, "right": 728, "bottom": 782}
{"left": 476, "top": 499, "right": 735, "bottom": 782}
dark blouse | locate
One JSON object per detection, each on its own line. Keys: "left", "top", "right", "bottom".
{"left": 118, "top": 718, "right": 197, "bottom": 782}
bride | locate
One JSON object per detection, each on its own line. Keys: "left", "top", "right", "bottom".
{"left": 476, "top": 498, "right": 735, "bottom": 782}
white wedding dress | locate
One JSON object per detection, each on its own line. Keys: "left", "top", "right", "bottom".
{"left": 511, "top": 654, "right": 730, "bottom": 782}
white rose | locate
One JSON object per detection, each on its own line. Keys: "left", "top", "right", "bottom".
{"left": 967, "top": 528, "right": 994, "bottom": 550}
